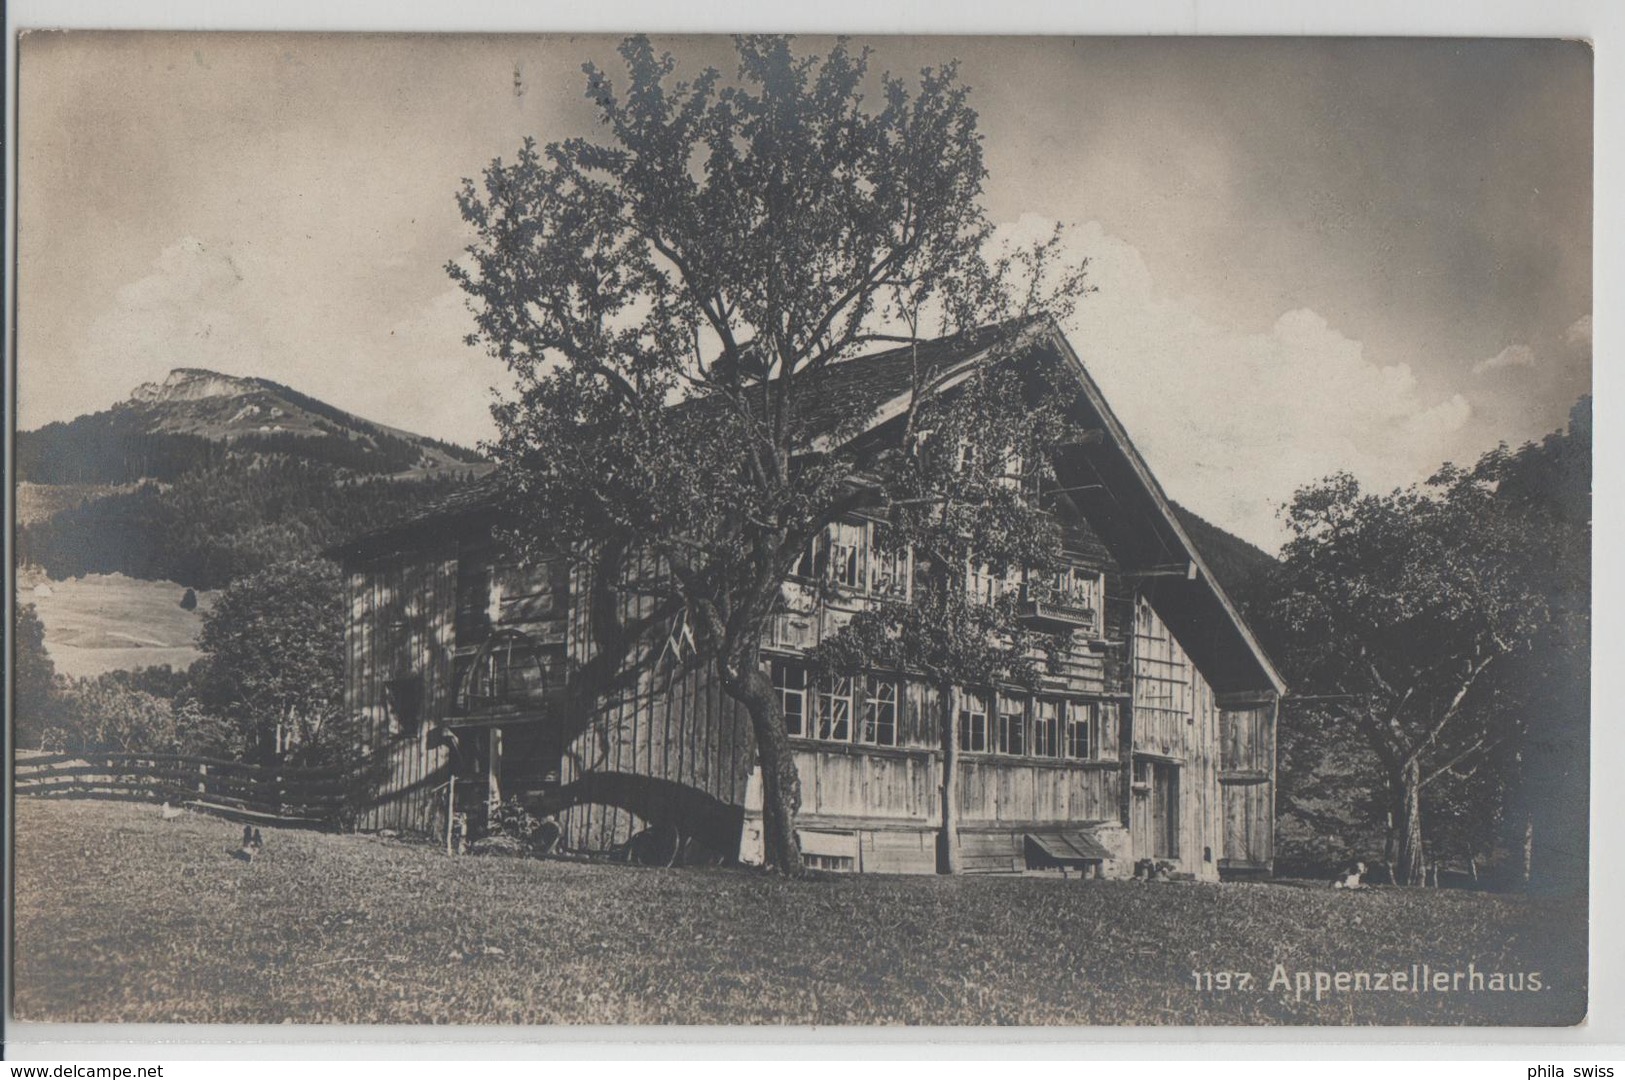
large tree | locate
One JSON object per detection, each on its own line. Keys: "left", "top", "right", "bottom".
{"left": 1271, "top": 422, "right": 1583, "bottom": 885}
{"left": 451, "top": 35, "right": 1087, "bottom": 874}
{"left": 194, "top": 559, "right": 346, "bottom": 766}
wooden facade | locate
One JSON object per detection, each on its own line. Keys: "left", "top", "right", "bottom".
{"left": 333, "top": 322, "right": 1284, "bottom": 878}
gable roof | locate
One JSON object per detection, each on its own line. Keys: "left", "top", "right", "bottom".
{"left": 1032, "top": 321, "right": 1286, "bottom": 695}
{"left": 329, "top": 317, "right": 1284, "bottom": 695}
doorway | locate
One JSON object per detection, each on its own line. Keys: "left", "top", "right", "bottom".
{"left": 1132, "top": 757, "right": 1181, "bottom": 862}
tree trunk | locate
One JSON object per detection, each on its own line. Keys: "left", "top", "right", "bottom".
{"left": 719, "top": 654, "right": 805, "bottom": 877}
{"left": 939, "top": 681, "right": 961, "bottom": 874}
{"left": 1392, "top": 758, "right": 1425, "bottom": 886}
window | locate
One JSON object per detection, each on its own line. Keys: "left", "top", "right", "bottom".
{"left": 996, "top": 693, "right": 1027, "bottom": 756}
{"left": 826, "top": 520, "right": 865, "bottom": 589}
{"left": 815, "top": 675, "right": 854, "bottom": 741}
{"left": 790, "top": 519, "right": 910, "bottom": 598}
{"left": 968, "top": 562, "right": 1014, "bottom": 604}
{"left": 1065, "top": 700, "right": 1095, "bottom": 760}
{"left": 771, "top": 661, "right": 903, "bottom": 747}
{"left": 860, "top": 678, "right": 899, "bottom": 746}
{"left": 1032, "top": 699, "right": 1060, "bottom": 758}
{"left": 772, "top": 660, "right": 807, "bottom": 737}
{"left": 958, "top": 691, "right": 989, "bottom": 753}
{"left": 457, "top": 629, "right": 550, "bottom": 714}
{"left": 1031, "top": 564, "right": 1105, "bottom": 619}
{"left": 1059, "top": 566, "right": 1105, "bottom": 615}
{"left": 870, "top": 538, "right": 911, "bottom": 599}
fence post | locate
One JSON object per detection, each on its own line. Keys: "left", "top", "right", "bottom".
{"left": 446, "top": 774, "right": 456, "bottom": 856}
{"left": 198, "top": 762, "right": 207, "bottom": 797}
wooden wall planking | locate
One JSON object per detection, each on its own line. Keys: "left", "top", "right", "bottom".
{"left": 348, "top": 551, "right": 458, "bottom": 834}
{"left": 794, "top": 747, "right": 940, "bottom": 824}
{"left": 1217, "top": 696, "right": 1277, "bottom": 869}
{"left": 956, "top": 759, "right": 1117, "bottom": 825}
{"left": 1131, "top": 596, "right": 1223, "bottom": 880}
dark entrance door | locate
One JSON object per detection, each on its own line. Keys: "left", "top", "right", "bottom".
{"left": 1132, "top": 757, "right": 1181, "bottom": 862}
{"left": 1150, "top": 761, "right": 1179, "bottom": 860}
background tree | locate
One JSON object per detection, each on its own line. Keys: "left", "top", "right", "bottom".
{"left": 1465, "top": 399, "right": 1589, "bottom": 889}
{"left": 1270, "top": 418, "right": 1581, "bottom": 885}
{"left": 451, "top": 35, "right": 1087, "bottom": 874}
{"left": 14, "top": 603, "right": 59, "bottom": 750}
{"left": 194, "top": 559, "right": 346, "bottom": 765}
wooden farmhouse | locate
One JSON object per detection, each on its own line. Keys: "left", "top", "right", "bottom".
{"left": 330, "top": 319, "right": 1285, "bottom": 880}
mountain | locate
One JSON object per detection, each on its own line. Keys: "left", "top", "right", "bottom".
{"left": 18, "top": 368, "right": 484, "bottom": 484}
{"left": 1168, "top": 501, "right": 1278, "bottom": 624}
{"left": 17, "top": 370, "right": 488, "bottom": 590}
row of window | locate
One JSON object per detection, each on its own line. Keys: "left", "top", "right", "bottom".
{"left": 956, "top": 691, "right": 1100, "bottom": 760}
{"left": 769, "top": 659, "right": 1106, "bottom": 760}
{"left": 791, "top": 518, "right": 1107, "bottom": 620}
{"left": 771, "top": 660, "right": 899, "bottom": 746}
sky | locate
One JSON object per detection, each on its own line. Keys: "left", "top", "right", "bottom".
{"left": 15, "top": 33, "right": 1592, "bottom": 550}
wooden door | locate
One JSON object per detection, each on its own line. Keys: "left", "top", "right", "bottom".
{"left": 1151, "top": 761, "right": 1179, "bottom": 860}
{"left": 1131, "top": 758, "right": 1181, "bottom": 862}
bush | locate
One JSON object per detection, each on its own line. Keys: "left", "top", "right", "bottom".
{"left": 46, "top": 679, "right": 176, "bottom": 755}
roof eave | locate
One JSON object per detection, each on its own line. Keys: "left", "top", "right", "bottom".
{"left": 1038, "top": 319, "right": 1288, "bottom": 697}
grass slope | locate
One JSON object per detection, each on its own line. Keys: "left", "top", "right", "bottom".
{"left": 12, "top": 800, "right": 1585, "bottom": 1026}
{"left": 16, "top": 571, "right": 213, "bottom": 678}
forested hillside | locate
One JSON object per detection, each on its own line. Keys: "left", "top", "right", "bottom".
{"left": 1168, "top": 501, "right": 1278, "bottom": 622}
{"left": 17, "top": 464, "right": 473, "bottom": 589}
{"left": 17, "top": 367, "right": 486, "bottom": 589}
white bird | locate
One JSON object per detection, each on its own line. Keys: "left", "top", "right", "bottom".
{"left": 161, "top": 801, "right": 185, "bottom": 820}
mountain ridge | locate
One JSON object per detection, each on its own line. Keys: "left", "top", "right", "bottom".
{"left": 16, "top": 368, "right": 488, "bottom": 589}
{"left": 19, "top": 367, "right": 485, "bottom": 485}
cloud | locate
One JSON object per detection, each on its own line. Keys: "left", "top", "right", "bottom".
{"left": 994, "top": 215, "right": 1483, "bottom": 550}
{"left": 368, "top": 286, "right": 503, "bottom": 446}
{"left": 1564, "top": 314, "right": 1592, "bottom": 351}
{"left": 69, "top": 237, "right": 272, "bottom": 399}
{"left": 1471, "top": 343, "right": 1537, "bottom": 375}
{"left": 26, "top": 234, "right": 504, "bottom": 446}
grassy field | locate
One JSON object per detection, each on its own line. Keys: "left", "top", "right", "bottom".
{"left": 11, "top": 798, "right": 1586, "bottom": 1026}
{"left": 16, "top": 570, "right": 214, "bottom": 678}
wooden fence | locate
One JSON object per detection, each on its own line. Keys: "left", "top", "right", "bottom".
{"left": 14, "top": 749, "right": 367, "bottom": 828}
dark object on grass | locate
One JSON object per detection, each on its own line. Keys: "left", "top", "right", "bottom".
{"left": 533, "top": 817, "right": 562, "bottom": 855}
{"left": 179, "top": 587, "right": 198, "bottom": 611}
{"left": 1133, "top": 858, "right": 1177, "bottom": 882}
{"left": 624, "top": 823, "right": 681, "bottom": 867}
{"left": 679, "top": 835, "right": 726, "bottom": 868}
{"left": 1332, "top": 860, "right": 1369, "bottom": 889}
{"left": 235, "top": 825, "right": 264, "bottom": 861}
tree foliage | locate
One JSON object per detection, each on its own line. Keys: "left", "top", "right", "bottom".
{"left": 1270, "top": 401, "right": 1589, "bottom": 885}
{"left": 451, "top": 35, "right": 1088, "bottom": 873}
{"left": 14, "top": 603, "right": 59, "bottom": 750}
{"left": 194, "top": 559, "right": 347, "bottom": 765}
{"left": 812, "top": 363, "right": 1079, "bottom": 696}
{"left": 45, "top": 680, "right": 178, "bottom": 755}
